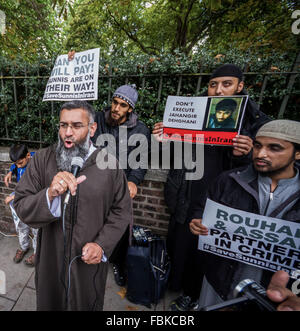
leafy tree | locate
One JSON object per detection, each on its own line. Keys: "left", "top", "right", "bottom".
{"left": 62, "top": 0, "right": 299, "bottom": 57}
{"left": 63, "top": 0, "right": 234, "bottom": 56}
{"left": 0, "top": 0, "right": 64, "bottom": 61}
{"left": 205, "top": 0, "right": 299, "bottom": 54}
{"left": 51, "top": 0, "right": 75, "bottom": 19}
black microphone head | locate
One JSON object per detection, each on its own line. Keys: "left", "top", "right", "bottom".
{"left": 71, "top": 157, "right": 84, "bottom": 169}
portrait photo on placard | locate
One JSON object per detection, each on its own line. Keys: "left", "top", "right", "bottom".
{"left": 206, "top": 97, "right": 243, "bottom": 130}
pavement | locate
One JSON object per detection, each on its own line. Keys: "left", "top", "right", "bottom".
{"left": 0, "top": 234, "right": 180, "bottom": 311}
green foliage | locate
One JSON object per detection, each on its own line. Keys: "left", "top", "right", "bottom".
{"left": 0, "top": 0, "right": 64, "bottom": 62}
{"left": 0, "top": 49, "right": 298, "bottom": 147}
{"left": 52, "top": 0, "right": 76, "bottom": 19}
{"left": 206, "top": 0, "right": 299, "bottom": 55}
{"left": 62, "top": 0, "right": 299, "bottom": 57}
{"left": 63, "top": 0, "right": 215, "bottom": 56}
{"left": 0, "top": 0, "right": 298, "bottom": 62}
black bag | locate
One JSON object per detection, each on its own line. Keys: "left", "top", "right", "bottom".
{"left": 126, "top": 229, "right": 170, "bottom": 308}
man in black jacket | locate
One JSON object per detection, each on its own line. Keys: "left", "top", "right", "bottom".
{"left": 153, "top": 64, "right": 270, "bottom": 311}
{"left": 190, "top": 119, "right": 300, "bottom": 306}
{"left": 92, "top": 84, "right": 150, "bottom": 286}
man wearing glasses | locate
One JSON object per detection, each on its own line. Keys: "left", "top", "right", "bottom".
{"left": 14, "top": 100, "right": 132, "bottom": 310}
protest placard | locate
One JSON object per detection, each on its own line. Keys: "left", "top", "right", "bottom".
{"left": 162, "top": 95, "right": 248, "bottom": 146}
{"left": 43, "top": 48, "right": 100, "bottom": 101}
{"left": 199, "top": 199, "right": 300, "bottom": 278}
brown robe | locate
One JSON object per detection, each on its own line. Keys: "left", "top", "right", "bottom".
{"left": 14, "top": 145, "right": 132, "bottom": 311}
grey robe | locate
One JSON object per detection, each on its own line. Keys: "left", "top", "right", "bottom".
{"left": 14, "top": 145, "right": 132, "bottom": 311}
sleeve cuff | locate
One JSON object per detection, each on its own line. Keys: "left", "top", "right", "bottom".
{"left": 127, "top": 176, "right": 140, "bottom": 186}
{"left": 46, "top": 189, "right": 61, "bottom": 217}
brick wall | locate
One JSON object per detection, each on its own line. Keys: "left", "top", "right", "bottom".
{"left": 133, "top": 169, "right": 170, "bottom": 236}
{"left": 0, "top": 148, "right": 170, "bottom": 236}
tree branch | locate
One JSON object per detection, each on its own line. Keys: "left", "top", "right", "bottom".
{"left": 106, "top": 7, "right": 159, "bottom": 54}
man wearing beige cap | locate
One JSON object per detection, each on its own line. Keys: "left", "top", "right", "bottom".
{"left": 190, "top": 119, "right": 300, "bottom": 307}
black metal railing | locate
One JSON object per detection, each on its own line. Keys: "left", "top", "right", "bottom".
{"left": 0, "top": 55, "right": 299, "bottom": 147}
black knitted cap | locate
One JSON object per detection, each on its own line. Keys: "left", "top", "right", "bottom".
{"left": 210, "top": 64, "right": 244, "bottom": 81}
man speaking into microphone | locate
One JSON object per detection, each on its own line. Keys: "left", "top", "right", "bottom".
{"left": 14, "top": 100, "right": 132, "bottom": 311}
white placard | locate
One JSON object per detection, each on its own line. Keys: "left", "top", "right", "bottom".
{"left": 163, "top": 96, "right": 208, "bottom": 130}
{"left": 43, "top": 48, "right": 100, "bottom": 101}
{"left": 199, "top": 199, "right": 300, "bottom": 278}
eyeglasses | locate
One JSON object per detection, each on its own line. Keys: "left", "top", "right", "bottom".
{"left": 59, "top": 122, "right": 92, "bottom": 130}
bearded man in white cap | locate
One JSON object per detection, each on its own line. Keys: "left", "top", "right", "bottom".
{"left": 190, "top": 119, "right": 300, "bottom": 307}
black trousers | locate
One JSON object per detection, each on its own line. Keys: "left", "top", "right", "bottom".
{"left": 167, "top": 217, "right": 204, "bottom": 301}
{"left": 109, "top": 226, "right": 129, "bottom": 270}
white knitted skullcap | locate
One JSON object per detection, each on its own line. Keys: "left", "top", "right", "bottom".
{"left": 256, "top": 120, "right": 300, "bottom": 144}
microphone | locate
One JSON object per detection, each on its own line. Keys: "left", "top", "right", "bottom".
{"left": 63, "top": 157, "right": 84, "bottom": 205}
{"left": 202, "top": 279, "right": 278, "bottom": 311}
{"left": 233, "top": 279, "right": 277, "bottom": 311}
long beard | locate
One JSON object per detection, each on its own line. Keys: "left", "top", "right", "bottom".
{"left": 56, "top": 132, "right": 90, "bottom": 172}
{"left": 106, "top": 111, "right": 128, "bottom": 127}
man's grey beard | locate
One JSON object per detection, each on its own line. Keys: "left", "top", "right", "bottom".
{"left": 56, "top": 132, "right": 90, "bottom": 172}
